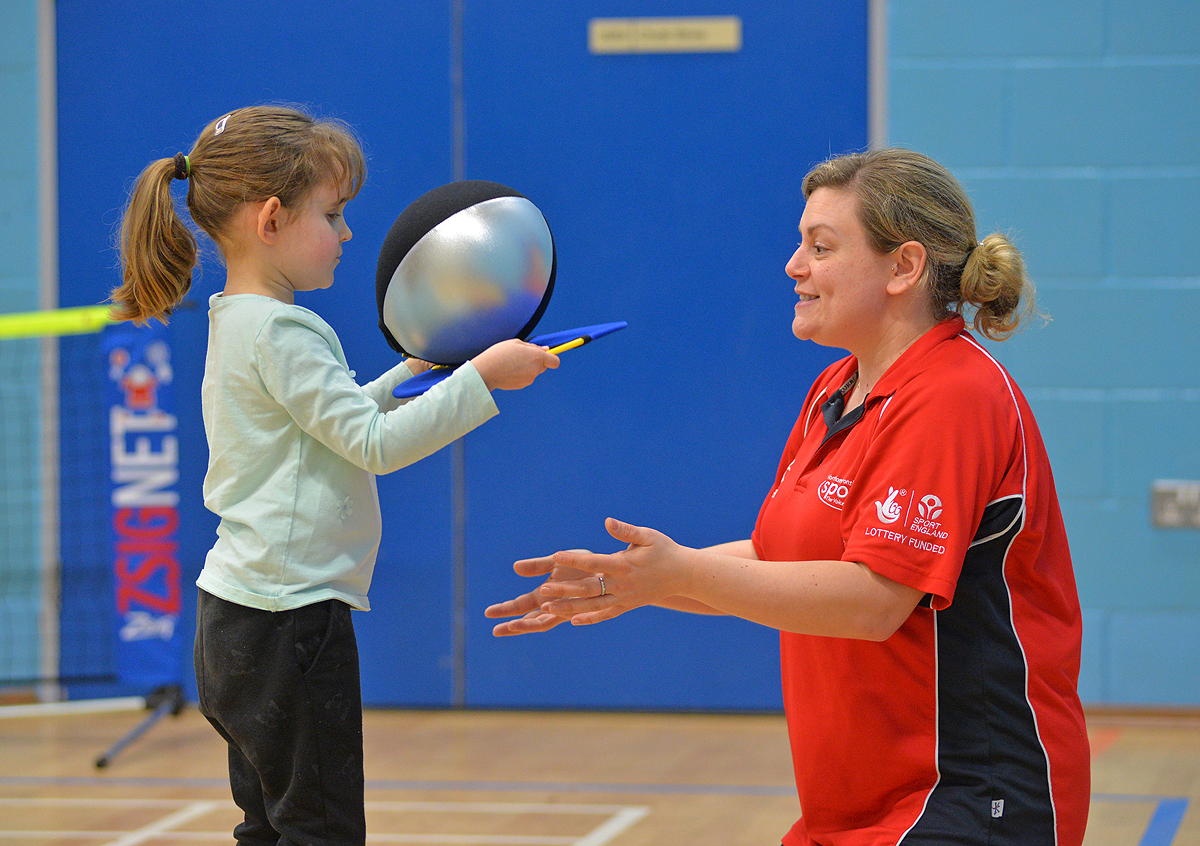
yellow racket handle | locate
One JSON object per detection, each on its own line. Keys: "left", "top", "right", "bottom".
{"left": 426, "top": 336, "right": 588, "bottom": 370}
{"left": 547, "top": 337, "right": 587, "bottom": 355}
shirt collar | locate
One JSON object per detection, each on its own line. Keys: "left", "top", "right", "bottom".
{"left": 868, "top": 315, "right": 967, "bottom": 400}
{"left": 816, "top": 316, "right": 967, "bottom": 442}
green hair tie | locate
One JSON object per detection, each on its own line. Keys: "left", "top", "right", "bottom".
{"left": 172, "top": 152, "right": 191, "bottom": 181}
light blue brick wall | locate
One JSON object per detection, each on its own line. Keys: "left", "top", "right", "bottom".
{"left": 0, "top": 0, "right": 44, "bottom": 685}
{"left": 0, "top": 0, "right": 41, "bottom": 312}
{"left": 891, "top": 0, "right": 1200, "bottom": 704}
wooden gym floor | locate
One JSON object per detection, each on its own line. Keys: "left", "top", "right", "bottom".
{"left": 0, "top": 705, "right": 1196, "bottom": 845}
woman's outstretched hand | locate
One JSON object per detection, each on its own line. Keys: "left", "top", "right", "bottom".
{"left": 485, "top": 518, "right": 689, "bottom": 635}
{"left": 484, "top": 554, "right": 590, "bottom": 637}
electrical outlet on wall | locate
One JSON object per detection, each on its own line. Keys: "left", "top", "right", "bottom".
{"left": 1151, "top": 480, "right": 1200, "bottom": 529}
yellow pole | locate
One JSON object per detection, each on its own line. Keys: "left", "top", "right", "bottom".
{"left": 0, "top": 305, "right": 116, "bottom": 340}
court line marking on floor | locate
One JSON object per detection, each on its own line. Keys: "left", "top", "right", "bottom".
{"left": 0, "top": 782, "right": 1187, "bottom": 846}
{"left": 0, "top": 797, "right": 199, "bottom": 808}
{"left": 0, "top": 698, "right": 145, "bottom": 719}
{"left": 364, "top": 800, "right": 647, "bottom": 814}
{"left": 0, "top": 773, "right": 796, "bottom": 795}
{"left": 1138, "top": 798, "right": 1188, "bottom": 846}
{"left": 367, "top": 778, "right": 795, "bottom": 796}
{"left": 574, "top": 807, "right": 650, "bottom": 846}
{"left": 0, "top": 795, "right": 650, "bottom": 846}
{"left": 100, "top": 801, "right": 218, "bottom": 846}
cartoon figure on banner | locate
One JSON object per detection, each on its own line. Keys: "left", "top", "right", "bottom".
{"left": 110, "top": 339, "right": 173, "bottom": 412}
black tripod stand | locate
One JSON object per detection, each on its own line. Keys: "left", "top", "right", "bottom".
{"left": 94, "top": 683, "right": 185, "bottom": 768}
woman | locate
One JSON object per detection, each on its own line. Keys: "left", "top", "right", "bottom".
{"left": 486, "top": 149, "right": 1090, "bottom": 845}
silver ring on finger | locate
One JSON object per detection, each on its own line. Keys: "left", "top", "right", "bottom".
{"left": 598, "top": 575, "right": 606, "bottom": 597}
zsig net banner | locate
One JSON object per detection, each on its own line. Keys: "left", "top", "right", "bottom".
{"left": 104, "top": 322, "right": 183, "bottom": 688}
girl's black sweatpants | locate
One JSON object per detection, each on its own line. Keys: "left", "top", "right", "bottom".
{"left": 195, "top": 589, "right": 365, "bottom": 846}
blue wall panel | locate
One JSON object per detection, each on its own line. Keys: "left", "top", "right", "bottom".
{"left": 0, "top": 0, "right": 42, "bottom": 688}
{"left": 55, "top": 0, "right": 462, "bottom": 706}
{"left": 957, "top": 175, "right": 1108, "bottom": 279}
{"left": 1109, "top": 611, "right": 1200, "bottom": 705}
{"left": 1113, "top": 398, "right": 1200, "bottom": 491}
{"left": 1067, "top": 505, "right": 1200, "bottom": 612}
{"left": 1110, "top": 1, "right": 1200, "bottom": 54}
{"left": 888, "top": 68, "right": 1010, "bottom": 166}
{"left": 890, "top": 1, "right": 1200, "bottom": 705}
{"left": 1077, "top": 608, "right": 1107, "bottom": 703}
{"left": 0, "top": 0, "right": 39, "bottom": 307}
{"left": 456, "top": 1, "right": 863, "bottom": 710}
{"left": 1010, "top": 67, "right": 1200, "bottom": 167}
{"left": 891, "top": 0, "right": 1106, "bottom": 58}
{"left": 1022, "top": 397, "right": 1110, "bottom": 500}
{"left": 990, "top": 291, "right": 1200, "bottom": 391}
{"left": 1109, "top": 175, "right": 1200, "bottom": 278}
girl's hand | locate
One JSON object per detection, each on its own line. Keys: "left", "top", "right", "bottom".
{"left": 471, "top": 339, "right": 559, "bottom": 391}
{"left": 405, "top": 357, "right": 433, "bottom": 376}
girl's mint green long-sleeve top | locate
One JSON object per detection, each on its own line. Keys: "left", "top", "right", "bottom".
{"left": 197, "top": 293, "right": 497, "bottom": 612}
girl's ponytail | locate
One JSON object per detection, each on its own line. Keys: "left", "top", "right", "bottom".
{"left": 112, "top": 156, "right": 197, "bottom": 325}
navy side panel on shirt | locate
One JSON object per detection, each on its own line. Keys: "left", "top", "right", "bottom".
{"left": 901, "top": 495, "right": 1056, "bottom": 845}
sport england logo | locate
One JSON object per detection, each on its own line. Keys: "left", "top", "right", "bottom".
{"left": 918, "top": 494, "right": 942, "bottom": 520}
{"left": 910, "top": 492, "right": 949, "bottom": 540}
{"left": 874, "top": 487, "right": 905, "bottom": 524}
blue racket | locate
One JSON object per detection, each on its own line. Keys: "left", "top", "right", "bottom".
{"left": 392, "top": 321, "right": 627, "bottom": 399}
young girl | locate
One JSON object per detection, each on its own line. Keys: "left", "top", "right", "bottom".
{"left": 112, "top": 104, "right": 558, "bottom": 845}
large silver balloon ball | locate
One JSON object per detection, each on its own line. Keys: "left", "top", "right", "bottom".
{"left": 376, "top": 181, "right": 556, "bottom": 365}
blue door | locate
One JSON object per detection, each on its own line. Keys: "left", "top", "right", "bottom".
{"left": 458, "top": 3, "right": 866, "bottom": 709}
